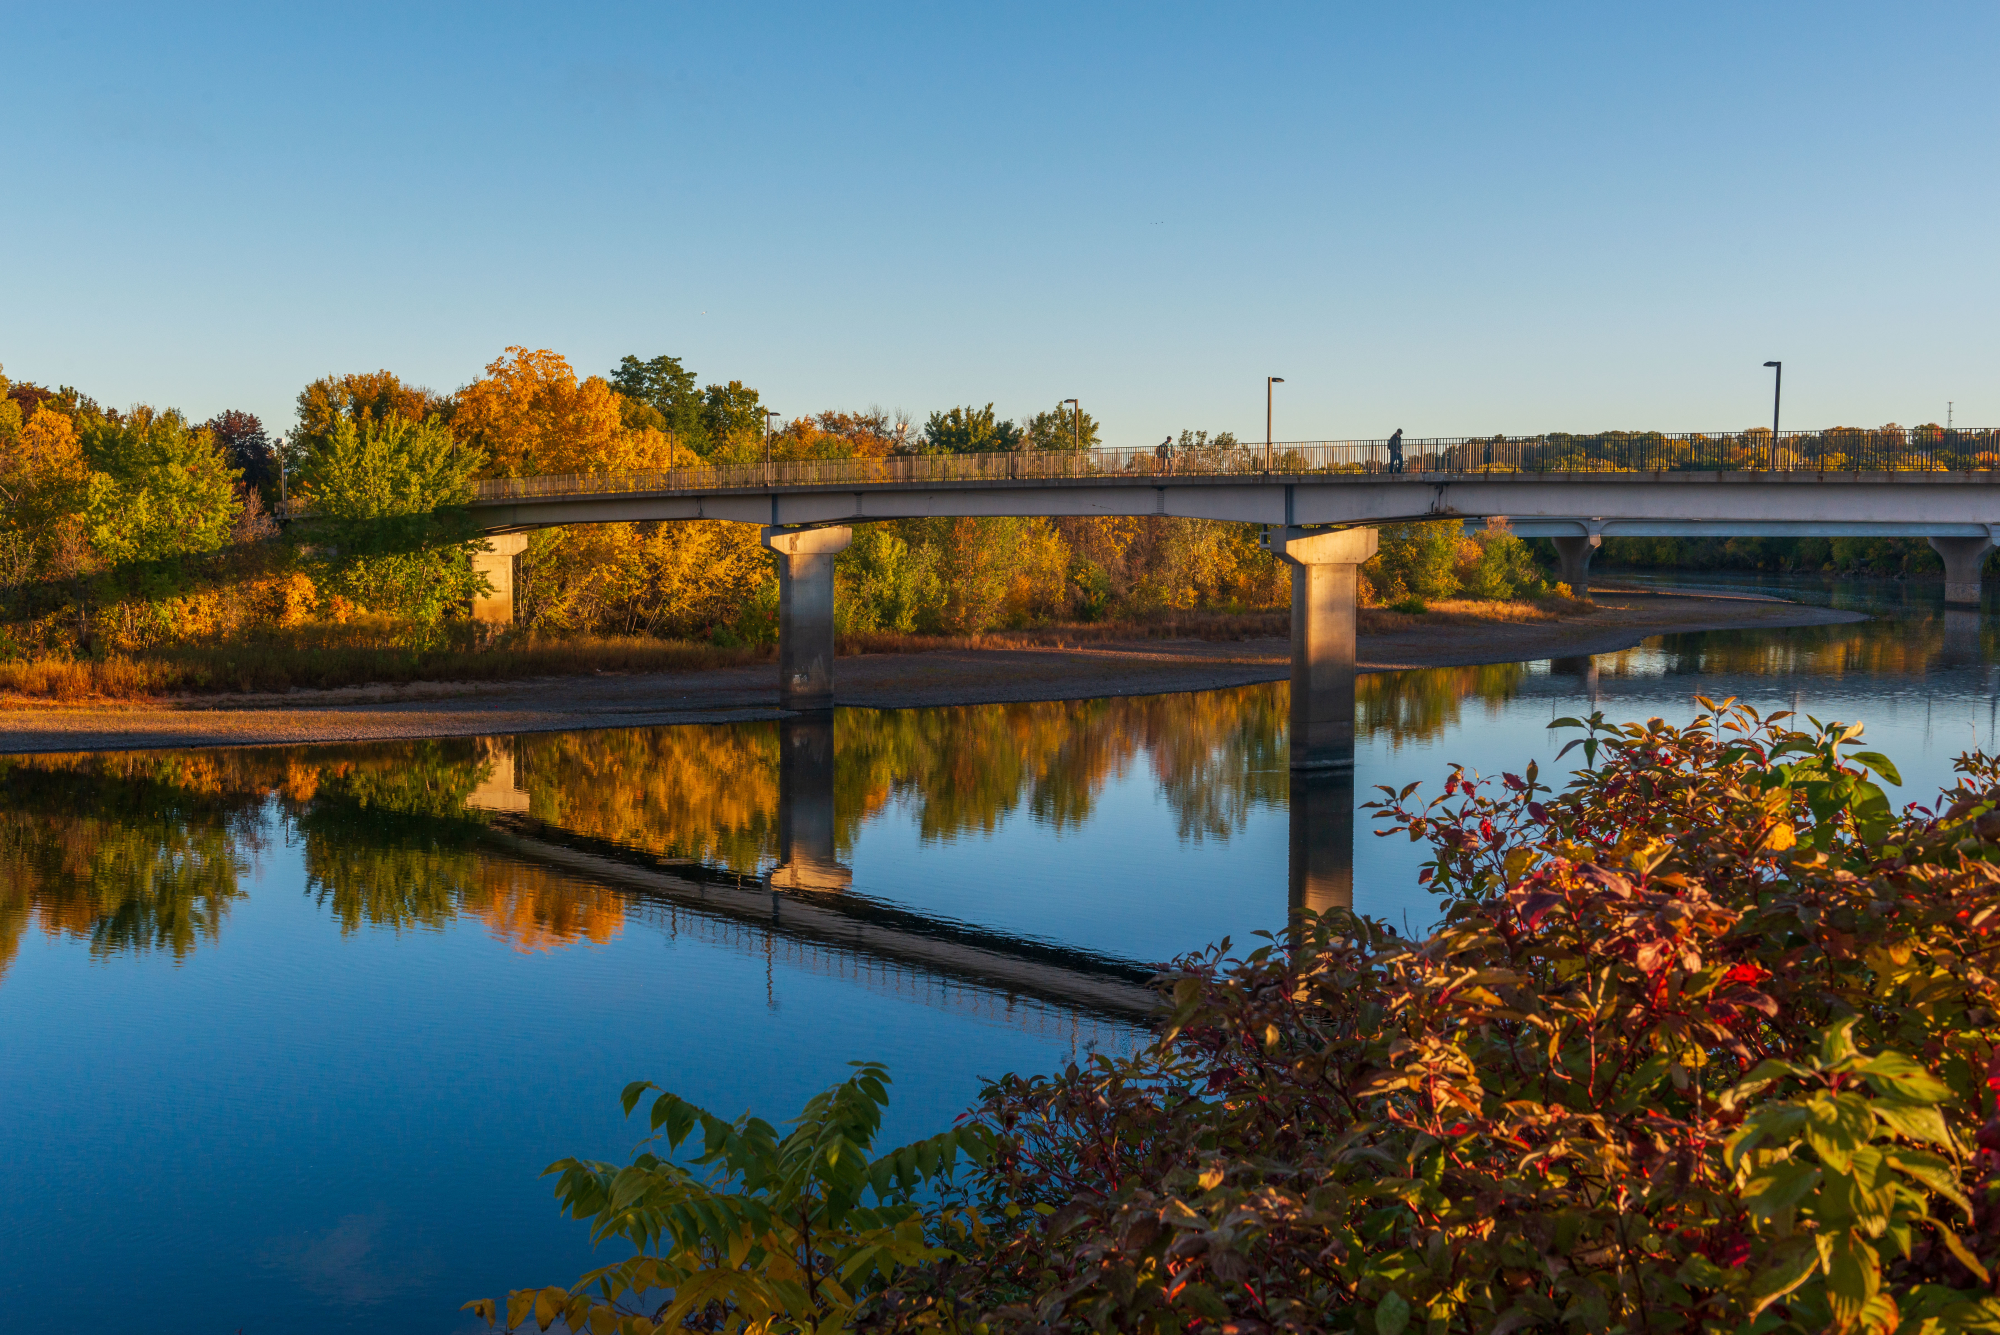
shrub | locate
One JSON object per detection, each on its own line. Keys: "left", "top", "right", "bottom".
{"left": 491, "top": 703, "right": 2000, "bottom": 1333}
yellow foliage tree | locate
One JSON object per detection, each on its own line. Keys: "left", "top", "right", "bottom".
{"left": 454, "top": 347, "right": 698, "bottom": 478}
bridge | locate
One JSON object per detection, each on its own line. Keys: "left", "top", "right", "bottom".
{"left": 463, "top": 428, "right": 2000, "bottom": 771}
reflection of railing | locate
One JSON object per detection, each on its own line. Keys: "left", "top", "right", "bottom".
{"left": 471, "top": 428, "right": 2000, "bottom": 501}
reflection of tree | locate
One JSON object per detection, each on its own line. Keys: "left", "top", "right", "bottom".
{"left": 1648, "top": 615, "right": 1969, "bottom": 678}
{"left": 1356, "top": 663, "right": 1527, "bottom": 750}
{"left": 0, "top": 755, "right": 264, "bottom": 977}
{"left": 0, "top": 740, "right": 627, "bottom": 972}
{"left": 514, "top": 724, "right": 781, "bottom": 872}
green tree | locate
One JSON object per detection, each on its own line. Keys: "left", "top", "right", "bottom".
{"left": 77, "top": 408, "right": 242, "bottom": 565}
{"left": 920, "top": 403, "right": 1020, "bottom": 455}
{"left": 294, "top": 414, "right": 486, "bottom": 621}
{"left": 609, "top": 353, "right": 707, "bottom": 448}
{"left": 1366, "top": 518, "right": 1463, "bottom": 603}
{"left": 701, "top": 379, "right": 765, "bottom": 459}
{"left": 1023, "top": 401, "right": 1100, "bottom": 451}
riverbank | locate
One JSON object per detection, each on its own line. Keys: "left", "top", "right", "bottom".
{"left": 0, "top": 590, "right": 1865, "bottom": 753}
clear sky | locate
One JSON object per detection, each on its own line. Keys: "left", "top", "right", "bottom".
{"left": 3, "top": 2, "right": 1994, "bottom": 445}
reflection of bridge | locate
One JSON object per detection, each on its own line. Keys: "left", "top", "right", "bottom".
{"left": 467, "top": 722, "right": 1358, "bottom": 1020}
{"left": 466, "top": 433, "right": 2000, "bottom": 771}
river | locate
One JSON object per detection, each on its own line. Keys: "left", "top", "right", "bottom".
{"left": 1, "top": 575, "right": 1993, "bottom": 1332}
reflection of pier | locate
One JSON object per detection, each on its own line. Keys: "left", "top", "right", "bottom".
{"left": 1289, "top": 768, "right": 1354, "bottom": 935}
{"left": 469, "top": 733, "right": 1157, "bottom": 1020}
{"left": 768, "top": 718, "right": 851, "bottom": 891}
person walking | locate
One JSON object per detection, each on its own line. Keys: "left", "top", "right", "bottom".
{"left": 1155, "top": 435, "right": 1173, "bottom": 474}
{"left": 1387, "top": 428, "right": 1404, "bottom": 475}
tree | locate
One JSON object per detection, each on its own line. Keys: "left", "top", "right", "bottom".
{"left": 203, "top": 410, "right": 277, "bottom": 497}
{"left": 700, "top": 380, "right": 765, "bottom": 461}
{"left": 77, "top": 408, "right": 242, "bottom": 566}
{"left": 1023, "top": 401, "right": 1100, "bottom": 451}
{"left": 294, "top": 370, "right": 444, "bottom": 439}
{"left": 293, "top": 413, "right": 487, "bottom": 621}
{"left": 920, "top": 403, "right": 1020, "bottom": 455}
{"left": 608, "top": 353, "right": 706, "bottom": 450}
{"left": 453, "top": 346, "right": 686, "bottom": 478}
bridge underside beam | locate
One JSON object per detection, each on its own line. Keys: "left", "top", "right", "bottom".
{"left": 474, "top": 471, "right": 2000, "bottom": 534}
{"left": 1497, "top": 519, "right": 2000, "bottom": 539}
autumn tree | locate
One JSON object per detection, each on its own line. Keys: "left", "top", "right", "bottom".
{"left": 203, "top": 409, "right": 278, "bottom": 497}
{"left": 295, "top": 370, "right": 445, "bottom": 440}
{"left": 454, "top": 347, "right": 693, "bottom": 477}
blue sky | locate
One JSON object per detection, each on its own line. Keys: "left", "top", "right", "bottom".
{"left": 3, "top": 2, "right": 1993, "bottom": 445}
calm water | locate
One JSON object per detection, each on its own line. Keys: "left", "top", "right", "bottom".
{"left": 4, "top": 576, "right": 1997, "bottom": 1332}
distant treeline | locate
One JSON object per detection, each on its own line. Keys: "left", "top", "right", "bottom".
{"left": 1590, "top": 535, "right": 1983, "bottom": 578}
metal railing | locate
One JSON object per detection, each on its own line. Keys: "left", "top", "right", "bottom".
{"left": 470, "top": 427, "right": 2000, "bottom": 503}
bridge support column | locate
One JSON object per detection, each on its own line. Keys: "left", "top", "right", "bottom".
{"left": 1551, "top": 535, "right": 1598, "bottom": 599}
{"left": 1929, "top": 536, "right": 1993, "bottom": 607}
{"left": 472, "top": 533, "right": 529, "bottom": 625}
{"left": 1271, "top": 526, "right": 1378, "bottom": 770}
{"left": 763, "top": 526, "right": 852, "bottom": 711}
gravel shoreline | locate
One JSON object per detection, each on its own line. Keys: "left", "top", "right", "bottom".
{"left": 0, "top": 592, "right": 1867, "bottom": 754}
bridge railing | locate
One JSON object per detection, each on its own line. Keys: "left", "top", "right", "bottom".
{"left": 470, "top": 426, "right": 2000, "bottom": 502}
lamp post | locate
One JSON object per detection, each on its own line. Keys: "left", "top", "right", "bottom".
{"left": 1060, "top": 398, "right": 1079, "bottom": 452}
{"left": 1762, "top": 361, "right": 1782, "bottom": 455}
{"left": 763, "top": 408, "right": 780, "bottom": 468}
{"left": 1266, "top": 377, "right": 1285, "bottom": 470}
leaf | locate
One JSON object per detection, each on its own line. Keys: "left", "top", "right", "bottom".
{"left": 1375, "top": 1290, "right": 1412, "bottom": 1335}
{"left": 1849, "top": 751, "right": 1904, "bottom": 786}
{"left": 1822, "top": 1230, "right": 1879, "bottom": 1329}
{"left": 1745, "top": 1243, "right": 1819, "bottom": 1318}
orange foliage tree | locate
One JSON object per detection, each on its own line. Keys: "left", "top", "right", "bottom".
{"left": 454, "top": 347, "right": 697, "bottom": 478}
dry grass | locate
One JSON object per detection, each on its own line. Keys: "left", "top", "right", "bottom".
{"left": 0, "top": 599, "right": 1600, "bottom": 705}
{"left": 841, "top": 610, "right": 1290, "bottom": 656}
{"left": 1358, "top": 595, "right": 1599, "bottom": 634}
{"left": 0, "top": 633, "right": 768, "bottom": 704}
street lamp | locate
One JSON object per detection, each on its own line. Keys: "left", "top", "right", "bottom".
{"left": 763, "top": 408, "right": 781, "bottom": 467}
{"left": 1266, "top": 377, "right": 1285, "bottom": 470}
{"left": 1060, "top": 398, "right": 1079, "bottom": 452}
{"left": 1762, "top": 361, "right": 1782, "bottom": 440}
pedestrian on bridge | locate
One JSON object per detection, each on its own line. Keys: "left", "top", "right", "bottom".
{"left": 1388, "top": 428, "right": 1404, "bottom": 475}
{"left": 1155, "top": 436, "right": 1174, "bottom": 474}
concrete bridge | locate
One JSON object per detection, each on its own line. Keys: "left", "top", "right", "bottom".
{"left": 463, "top": 431, "right": 2000, "bottom": 771}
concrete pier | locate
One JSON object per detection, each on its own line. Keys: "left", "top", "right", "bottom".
{"left": 769, "top": 715, "right": 851, "bottom": 891}
{"left": 1269, "top": 526, "right": 1377, "bottom": 770}
{"left": 471, "top": 533, "right": 529, "bottom": 624}
{"left": 1551, "top": 534, "right": 1598, "bottom": 599}
{"left": 1928, "top": 535, "right": 1993, "bottom": 607}
{"left": 763, "top": 525, "right": 853, "bottom": 711}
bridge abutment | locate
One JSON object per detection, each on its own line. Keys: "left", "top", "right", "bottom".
{"left": 1551, "top": 534, "right": 1598, "bottom": 599}
{"left": 1928, "top": 536, "right": 1993, "bottom": 607}
{"left": 763, "top": 525, "right": 853, "bottom": 711}
{"left": 1270, "top": 526, "right": 1377, "bottom": 770}
{"left": 471, "top": 533, "right": 529, "bottom": 624}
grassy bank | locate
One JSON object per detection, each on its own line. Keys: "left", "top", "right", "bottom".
{"left": 0, "top": 599, "right": 1598, "bottom": 704}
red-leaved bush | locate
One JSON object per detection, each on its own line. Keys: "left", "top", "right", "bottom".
{"left": 491, "top": 701, "right": 2000, "bottom": 1334}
